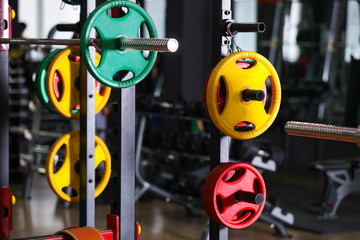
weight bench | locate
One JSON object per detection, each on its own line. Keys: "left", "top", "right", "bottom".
{"left": 310, "top": 158, "right": 360, "bottom": 218}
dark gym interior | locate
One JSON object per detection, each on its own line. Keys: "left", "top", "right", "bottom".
{"left": 2, "top": 0, "right": 360, "bottom": 240}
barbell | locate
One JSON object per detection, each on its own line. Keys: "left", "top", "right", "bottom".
{"left": 2, "top": 0, "right": 178, "bottom": 88}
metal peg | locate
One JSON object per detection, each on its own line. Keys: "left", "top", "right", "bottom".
{"left": 242, "top": 89, "right": 265, "bottom": 102}
{"left": 224, "top": 20, "right": 266, "bottom": 36}
{"left": 285, "top": 121, "right": 360, "bottom": 147}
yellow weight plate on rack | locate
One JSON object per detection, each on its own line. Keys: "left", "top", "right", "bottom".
{"left": 205, "top": 51, "right": 281, "bottom": 139}
{"left": 45, "top": 47, "right": 111, "bottom": 119}
{"left": 45, "top": 131, "right": 111, "bottom": 203}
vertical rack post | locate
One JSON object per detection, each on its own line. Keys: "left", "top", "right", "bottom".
{"left": 109, "top": 0, "right": 136, "bottom": 239}
{"left": 0, "top": 0, "right": 9, "bottom": 190}
{"left": 79, "top": 0, "right": 96, "bottom": 227}
{"left": 0, "top": 1, "right": 10, "bottom": 239}
{"left": 209, "top": 0, "right": 231, "bottom": 239}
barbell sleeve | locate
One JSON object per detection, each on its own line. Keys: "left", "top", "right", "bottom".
{"left": 285, "top": 121, "right": 360, "bottom": 147}
{"left": 117, "top": 38, "right": 179, "bottom": 52}
{"left": 0, "top": 37, "right": 179, "bottom": 52}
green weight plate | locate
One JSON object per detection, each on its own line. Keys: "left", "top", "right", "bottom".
{"left": 35, "top": 49, "right": 64, "bottom": 113}
{"left": 80, "top": 0, "right": 158, "bottom": 88}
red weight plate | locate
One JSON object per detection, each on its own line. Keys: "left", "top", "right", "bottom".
{"left": 203, "top": 162, "right": 266, "bottom": 229}
{"left": 202, "top": 162, "right": 235, "bottom": 219}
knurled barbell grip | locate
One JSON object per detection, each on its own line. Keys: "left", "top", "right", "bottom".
{"left": 0, "top": 37, "right": 179, "bottom": 52}
{"left": 285, "top": 121, "right": 360, "bottom": 147}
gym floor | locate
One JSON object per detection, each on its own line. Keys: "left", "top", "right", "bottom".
{"left": 9, "top": 173, "right": 360, "bottom": 240}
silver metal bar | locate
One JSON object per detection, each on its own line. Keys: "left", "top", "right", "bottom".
{"left": 9, "top": 126, "right": 63, "bottom": 139}
{"left": 79, "top": 0, "right": 96, "bottom": 228}
{"left": 0, "top": 38, "right": 81, "bottom": 45}
{"left": 0, "top": 37, "right": 179, "bottom": 52}
{"left": 285, "top": 121, "right": 360, "bottom": 147}
{"left": 118, "top": 38, "right": 178, "bottom": 52}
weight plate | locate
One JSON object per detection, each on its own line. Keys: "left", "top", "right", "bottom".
{"left": 202, "top": 162, "right": 234, "bottom": 218}
{"left": 45, "top": 46, "right": 111, "bottom": 119}
{"left": 35, "top": 49, "right": 64, "bottom": 113}
{"left": 45, "top": 131, "right": 111, "bottom": 203}
{"left": 80, "top": 0, "right": 158, "bottom": 88}
{"left": 202, "top": 162, "right": 266, "bottom": 229}
{"left": 205, "top": 51, "right": 281, "bottom": 140}
{"left": 203, "top": 62, "right": 268, "bottom": 129}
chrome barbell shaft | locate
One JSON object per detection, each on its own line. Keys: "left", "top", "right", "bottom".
{"left": 0, "top": 37, "right": 179, "bottom": 52}
{"left": 0, "top": 38, "right": 81, "bottom": 46}
{"left": 285, "top": 121, "right": 360, "bottom": 147}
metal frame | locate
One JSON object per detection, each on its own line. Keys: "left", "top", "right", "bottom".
{"left": 108, "top": 1, "right": 137, "bottom": 240}
{"left": 0, "top": 0, "right": 10, "bottom": 239}
{"left": 79, "top": 0, "right": 96, "bottom": 227}
{"left": 209, "top": 0, "right": 231, "bottom": 239}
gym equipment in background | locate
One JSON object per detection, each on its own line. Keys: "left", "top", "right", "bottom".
{"left": 286, "top": 121, "right": 360, "bottom": 218}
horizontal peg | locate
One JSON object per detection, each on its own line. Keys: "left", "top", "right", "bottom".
{"left": 224, "top": 20, "right": 266, "bottom": 36}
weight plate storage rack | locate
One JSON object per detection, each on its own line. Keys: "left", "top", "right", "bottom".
{"left": 0, "top": 0, "right": 178, "bottom": 240}
{"left": 0, "top": 0, "right": 277, "bottom": 240}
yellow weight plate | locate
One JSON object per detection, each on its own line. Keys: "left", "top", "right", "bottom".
{"left": 205, "top": 51, "right": 281, "bottom": 139}
{"left": 45, "top": 47, "right": 111, "bottom": 119}
{"left": 45, "top": 131, "right": 111, "bottom": 203}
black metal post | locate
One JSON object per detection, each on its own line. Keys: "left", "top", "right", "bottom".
{"left": 79, "top": 0, "right": 96, "bottom": 227}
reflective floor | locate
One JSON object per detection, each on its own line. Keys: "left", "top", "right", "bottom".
{"left": 9, "top": 173, "right": 360, "bottom": 240}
